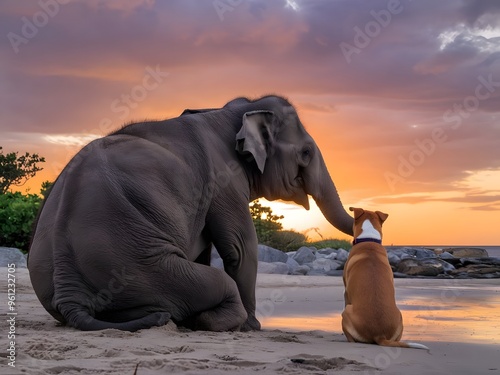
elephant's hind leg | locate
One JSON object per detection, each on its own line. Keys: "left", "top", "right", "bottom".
{"left": 160, "top": 255, "right": 247, "bottom": 331}
{"left": 58, "top": 302, "right": 170, "bottom": 332}
{"left": 180, "top": 290, "right": 247, "bottom": 331}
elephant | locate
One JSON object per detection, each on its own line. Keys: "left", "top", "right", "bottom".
{"left": 28, "top": 95, "right": 354, "bottom": 332}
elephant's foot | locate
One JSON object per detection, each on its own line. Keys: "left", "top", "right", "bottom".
{"left": 153, "top": 254, "right": 250, "bottom": 332}
{"left": 240, "top": 314, "right": 261, "bottom": 331}
{"left": 180, "top": 299, "right": 247, "bottom": 332}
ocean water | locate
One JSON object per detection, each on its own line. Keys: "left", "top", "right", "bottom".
{"left": 263, "top": 245, "right": 500, "bottom": 343}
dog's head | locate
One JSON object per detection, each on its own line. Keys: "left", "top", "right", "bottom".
{"left": 349, "top": 207, "right": 389, "bottom": 240}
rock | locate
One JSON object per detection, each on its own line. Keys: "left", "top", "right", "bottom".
{"left": 210, "top": 247, "right": 224, "bottom": 270}
{"left": 258, "top": 245, "right": 288, "bottom": 263}
{"left": 317, "top": 248, "right": 337, "bottom": 257}
{"left": 228, "top": 244, "right": 498, "bottom": 278}
{"left": 387, "top": 247, "right": 436, "bottom": 260}
{"left": 460, "top": 257, "right": 500, "bottom": 266}
{"left": 448, "top": 264, "right": 500, "bottom": 278}
{"left": 292, "top": 246, "right": 316, "bottom": 265}
{"left": 432, "top": 248, "right": 445, "bottom": 255}
{"left": 438, "top": 252, "right": 462, "bottom": 266}
{"left": 436, "top": 259, "right": 455, "bottom": 273}
{"left": 0, "top": 247, "right": 27, "bottom": 268}
{"left": 387, "top": 251, "right": 401, "bottom": 267}
{"left": 311, "top": 258, "right": 342, "bottom": 273}
{"left": 413, "top": 248, "right": 438, "bottom": 259}
{"left": 445, "top": 247, "right": 489, "bottom": 258}
{"left": 335, "top": 248, "right": 350, "bottom": 263}
{"left": 397, "top": 258, "right": 444, "bottom": 277}
{"left": 292, "top": 265, "right": 310, "bottom": 275}
{"left": 439, "top": 251, "right": 456, "bottom": 259}
{"left": 286, "top": 257, "right": 300, "bottom": 273}
{"left": 257, "top": 261, "right": 289, "bottom": 275}
{"left": 407, "top": 247, "right": 436, "bottom": 259}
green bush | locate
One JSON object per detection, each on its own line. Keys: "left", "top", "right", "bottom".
{"left": 268, "top": 236, "right": 352, "bottom": 252}
{"left": 306, "top": 239, "right": 352, "bottom": 251}
{"left": 250, "top": 200, "right": 284, "bottom": 244}
{"left": 248, "top": 200, "right": 351, "bottom": 253}
{"left": 0, "top": 192, "right": 42, "bottom": 251}
{"left": 266, "top": 230, "right": 307, "bottom": 252}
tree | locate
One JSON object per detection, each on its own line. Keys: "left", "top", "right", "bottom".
{"left": 0, "top": 147, "right": 45, "bottom": 194}
{"left": 0, "top": 191, "right": 42, "bottom": 250}
{"left": 40, "top": 180, "right": 53, "bottom": 198}
{"left": 249, "top": 200, "right": 284, "bottom": 244}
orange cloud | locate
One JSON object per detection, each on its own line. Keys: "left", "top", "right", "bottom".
{"left": 1, "top": 0, "right": 499, "bottom": 245}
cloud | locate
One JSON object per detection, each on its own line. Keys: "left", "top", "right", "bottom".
{"left": 376, "top": 193, "right": 500, "bottom": 205}
{"left": 0, "top": 0, "right": 499, "bottom": 202}
{"left": 468, "top": 204, "right": 500, "bottom": 211}
{"left": 43, "top": 134, "right": 101, "bottom": 146}
{"left": 297, "top": 102, "right": 336, "bottom": 114}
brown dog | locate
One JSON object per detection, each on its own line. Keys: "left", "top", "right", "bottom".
{"left": 341, "top": 207, "right": 429, "bottom": 351}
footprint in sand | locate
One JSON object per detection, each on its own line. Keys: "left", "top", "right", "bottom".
{"left": 289, "top": 354, "right": 377, "bottom": 372}
{"left": 132, "top": 345, "right": 194, "bottom": 356}
{"left": 24, "top": 338, "right": 79, "bottom": 360}
{"left": 95, "top": 329, "right": 138, "bottom": 338}
{"left": 102, "top": 348, "right": 123, "bottom": 357}
{"left": 268, "top": 334, "right": 308, "bottom": 344}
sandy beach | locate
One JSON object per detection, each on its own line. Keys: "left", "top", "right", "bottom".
{"left": 1, "top": 267, "right": 499, "bottom": 375}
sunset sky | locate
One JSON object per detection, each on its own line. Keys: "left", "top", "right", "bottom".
{"left": 1, "top": 0, "right": 499, "bottom": 245}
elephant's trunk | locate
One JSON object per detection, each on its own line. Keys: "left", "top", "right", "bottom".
{"left": 305, "top": 151, "right": 354, "bottom": 236}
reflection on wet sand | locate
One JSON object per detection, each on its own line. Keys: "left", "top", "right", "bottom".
{"left": 261, "top": 282, "right": 500, "bottom": 345}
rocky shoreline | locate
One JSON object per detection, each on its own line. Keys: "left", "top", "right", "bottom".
{"left": 241, "top": 245, "right": 500, "bottom": 279}
{"left": 2, "top": 245, "right": 499, "bottom": 279}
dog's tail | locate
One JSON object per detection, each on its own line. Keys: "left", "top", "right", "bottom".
{"left": 376, "top": 339, "right": 430, "bottom": 353}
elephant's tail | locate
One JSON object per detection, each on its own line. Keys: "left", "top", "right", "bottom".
{"left": 58, "top": 302, "right": 170, "bottom": 332}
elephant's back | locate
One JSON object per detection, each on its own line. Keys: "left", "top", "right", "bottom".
{"left": 28, "top": 132, "right": 212, "bottom": 304}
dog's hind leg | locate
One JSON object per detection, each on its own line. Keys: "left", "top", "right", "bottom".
{"left": 341, "top": 307, "right": 364, "bottom": 343}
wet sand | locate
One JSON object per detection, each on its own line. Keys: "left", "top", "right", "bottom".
{"left": 1, "top": 267, "right": 499, "bottom": 374}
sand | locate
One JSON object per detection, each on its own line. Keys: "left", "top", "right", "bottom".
{"left": 1, "top": 267, "right": 499, "bottom": 375}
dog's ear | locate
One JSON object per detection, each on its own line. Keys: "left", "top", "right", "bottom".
{"left": 376, "top": 211, "right": 389, "bottom": 223}
{"left": 349, "top": 207, "right": 365, "bottom": 220}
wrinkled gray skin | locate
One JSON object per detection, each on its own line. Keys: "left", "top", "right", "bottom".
{"left": 28, "top": 95, "right": 353, "bottom": 332}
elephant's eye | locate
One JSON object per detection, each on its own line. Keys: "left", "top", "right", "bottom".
{"left": 299, "top": 146, "right": 313, "bottom": 167}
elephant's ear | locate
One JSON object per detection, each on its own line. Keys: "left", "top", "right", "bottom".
{"left": 235, "top": 110, "right": 275, "bottom": 174}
